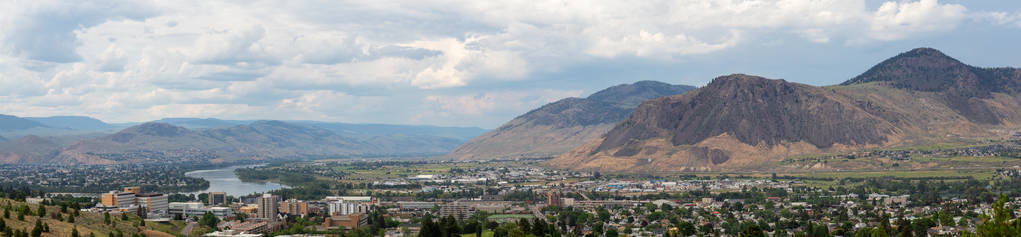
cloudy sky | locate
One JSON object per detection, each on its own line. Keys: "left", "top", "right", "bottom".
{"left": 1, "top": 0, "right": 1020, "bottom": 128}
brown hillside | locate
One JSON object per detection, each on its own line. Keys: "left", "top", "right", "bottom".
{"left": 447, "top": 81, "right": 694, "bottom": 160}
{"left": 552, "top": 48, "right": 1021, "bottom": 172}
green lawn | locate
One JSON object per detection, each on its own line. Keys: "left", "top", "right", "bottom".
{"left": 462, "top": 230, "right": 495, "bottom": 237}
{"left": 487, "top": 214, "right": 536, "bottom": 220}
{"left": 794, "top": 169, "right": 996, "bottom": 179}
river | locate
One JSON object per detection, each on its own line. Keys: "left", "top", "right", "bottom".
{"left": 183, "top": 164, "right": 287, "bottom": 197}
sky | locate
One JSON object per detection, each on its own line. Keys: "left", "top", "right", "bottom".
{"left": 1, "top": 0, "right": 1020, "bottom": 128}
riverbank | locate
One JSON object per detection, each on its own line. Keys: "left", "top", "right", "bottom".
{"left": 183, "top": 164, "right": 288, "bottom": 197}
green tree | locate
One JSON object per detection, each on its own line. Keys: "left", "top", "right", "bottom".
{"left": 119, "top": 213, "right": 127, "bottom": 221}
{"left": 199, "top": 212, "right": 219, "bottom": 230}
{"left": 606, "top": 227, "right": 619, "bottom": 237}
{"left": 441, "top": 215, "right": 459, "bottom": 237}
{"left": 597, "top": 208, "right": 611, "bottom": 222}
{"left": 235, "top": 212, "right": 246, "bottom": 222}
{"left": 870, "top": 228, "right": 889, "bottom": 237}
{"left": 938, "top": 211, "right": 954, "bottom": 227}
{"left": 30, "top": 219, "right": 41, "bottom": 237}
{"left": 975, "top": 193, "right": 1021, "bottom": 236}
{"left": 35, "top": 206, "right": 44, "bottom": 218}
{"left": 198, "top": 193, "right": 209, "bottom": 203}
{"left": 66, "top": 214, "right": 74, "bottom": 223}
{"left": 678, "top": 221, "right": 696, "bottom": 236}
{"left": 739, "top": 223, "right": 765, "bottom": 237}
{"left": 474, "top": 221, "right": 483, "bottom": 237}
{"left": 70, "top": 226, "right": 80, "bottom": 237}
{"left": 104, "top": 212, "right": 111, "bottom": 225}
{"left": 419, "top": 215, "right": 441, "bottom": 237}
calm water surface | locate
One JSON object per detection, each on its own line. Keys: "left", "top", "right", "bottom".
{"left": 184, "top": 164, "right": 286, "bottom": 197}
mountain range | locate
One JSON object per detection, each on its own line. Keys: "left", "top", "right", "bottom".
{"left": 550, "top": 48, "right": 1021, "bottom": 172}
{"left": 447, "top": 81, "right": 695, "bottom": 160}
{"left": 0, "top": 115, "right": 487, "bottom": 164}
{"left": 6, "top": 47, "right": 1013, "bottom": 171}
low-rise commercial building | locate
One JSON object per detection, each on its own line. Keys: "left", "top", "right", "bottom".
{"left": 169, "top": 202, "right": 234, "bottom": 219}
{"left": 439, "top": 202, "right": 474, "bottom": 220}
{"left": 323, "top": 213, "right": 367, "bottom": 229}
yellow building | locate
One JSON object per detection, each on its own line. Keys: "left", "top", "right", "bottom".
{"left": 279, "top": 200, "right": 308, "bottom": 216}
{"left": 239, "top": 205, "right": 259, "bottom": 215}
{"left": 101, "top": 193, "right": 115, "bottom": 206}
{"left": 123, "top": 186, "right": 141, "bottom": 195}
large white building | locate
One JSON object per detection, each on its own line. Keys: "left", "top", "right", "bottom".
{"left": 324, "top": 196, "right": 372, "bottom": 202}
{"left": 327, "top": 201, "right": 372, "bottom": 216}
{"left": 169, "top": 202, "right": 233, "bottom": 218}
{"left": 136, "top": 193, "right": 169, "bottom": 216}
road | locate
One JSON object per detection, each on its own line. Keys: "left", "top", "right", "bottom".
{"left": 576, "top": 190, "right": 590, "bottom": 200}
{"left": 531, "top": 205, "right": 545, "bottom": 220}
{"left": 181, "top": 222, "right": 197, "bottom": 236}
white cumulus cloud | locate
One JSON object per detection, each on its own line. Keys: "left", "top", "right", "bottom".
{"left": 0, "top": 0, "right": 1014, "bottom": 127}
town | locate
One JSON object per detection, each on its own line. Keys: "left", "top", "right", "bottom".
{"left": 2, "top": 160, "right": 1016, "bottom": 237}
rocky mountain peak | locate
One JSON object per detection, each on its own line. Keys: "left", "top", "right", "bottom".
{"left": 586, "top": 80, "right": 696, "bottom": 107}
{"left": 597, "top": 74, "right": 894, "bottom": 155}
{"left": 841, "top": 47, "right": 977, "bottom": 92}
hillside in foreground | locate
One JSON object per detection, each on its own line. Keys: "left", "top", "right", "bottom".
{"left": 0, "top": 197, "right": 203, "bottom": 237}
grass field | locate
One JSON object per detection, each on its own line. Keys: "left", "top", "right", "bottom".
{"left": 628, "top": 168, "right": 1000, "bottom": 189}
{"left": 775, "top": 169, "right": 998, "bottom": 188}
{"left": 331, "top": 161, "right": 535, "bottom": 182}
{"left": 487, "top": 214, "right": 535, "bottom": 220}
{"left": 793, "top": 169, "right": 996, "bottom": 179}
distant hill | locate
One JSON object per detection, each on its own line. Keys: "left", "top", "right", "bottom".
{"left": 0, "top": 120, "right": 469, "bottom": 165}
{"left": 290, "top": 121, "right": 487, "bottom": 141}
{"left": 26, "top": 116, "right": 114, "bottom": 130}
{"left": 151, "top": 117, "right": 249, "bottom": 129}
{"left": 447, "top": 81, "right": 695, "bottom": 160}
{"left": 144, "top": 118, "right": 487, "bottom": 140}
{"left": 0, "top": 114, "right": 48, "bottom": 131}
{"left": 0, "top": 135, "right": 63, "bottom": 164}
{"left": 551, "top": 48, "right": 1021, "bottom": 172}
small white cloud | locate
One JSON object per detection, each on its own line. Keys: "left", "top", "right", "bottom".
{"left": 976, "top": 11, "right": 1021, "bottom": 28}
{"left": 869, "top": 0, "right": 967, "bottom": 41}
{"left": 406, "top": 37, "right": 529, "bottom": 89}
{"left": 423, "top": 89, "right": 582, "bottom": 117}
{"left": 587, "top": 30, "right": 742, "bottom": 58}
